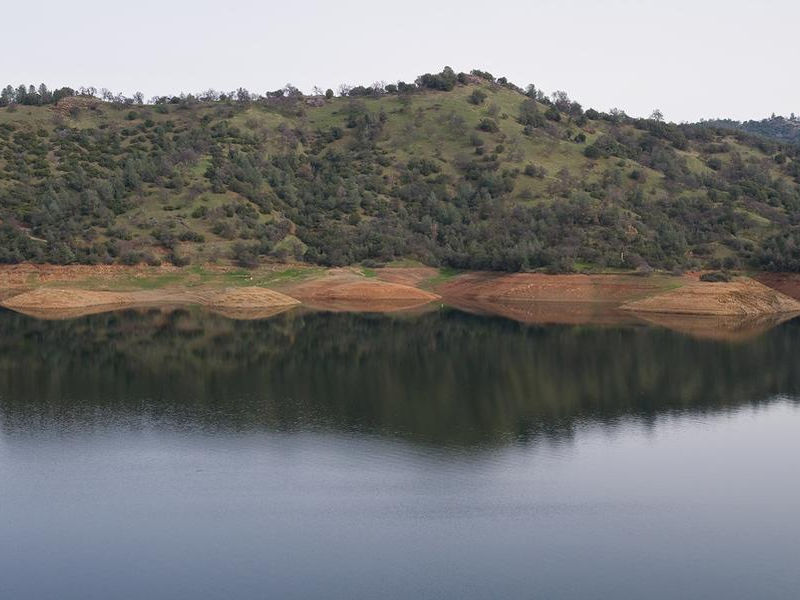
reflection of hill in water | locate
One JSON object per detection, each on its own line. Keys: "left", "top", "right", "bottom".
{"left": 0, "top": 307, "right": 799, "bottom": 445}
{"left": 628, "top": 311, "right": 800, "bottom": 342}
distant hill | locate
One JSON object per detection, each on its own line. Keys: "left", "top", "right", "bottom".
{"left": 1, "top": 68, "right": 800, "bottom": 272}
{"left": 701, "top": 115, "right": 800, "bottom": 145}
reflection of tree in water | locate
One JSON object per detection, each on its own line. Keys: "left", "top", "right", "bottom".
{"left": 0, "top": 307, "right": 799, "bottom": 445}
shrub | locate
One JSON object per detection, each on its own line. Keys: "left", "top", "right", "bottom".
{"left": 144, "top": 252, "right": 162, "bottom": 266}
{"left": 468, "top": 89, "right": 487, "bottom": 105}
{"left": 584, "top": 145, "right": 602, "bottom": 159}
{"left": 232, "top": 241, "right": 259, "bottom": 268}
{"left": 545, "top": 106, "right": 561, "bottom": 121}
{"left": 524, "top": 164, "right": 547, "bottom": 178}
{"left": 168, "top": 252, "right": 191, "bottom": 267}
{"left": 179, "top": 230, "right": 205, "bottom": 242}
{"left": 416, "top": 66, "right": 458, "bottom": 91}
{"left": 723, "top": 256, "right": 739, "bottom": 270}
{"left": 120, "top": 251, "right": 141, "bottom": 265}
{"left": 469, "top": 133, "right": 485, "bottom": 147}
{"left": 470, "top": 70, "right": 494, "bottom": 81}
{"left": 700, "top": 271, "right": 733, "bottom": 282}
{"left": 361, "top": 259, "right": 386, "bottom": 268}
{"left": 477, "top": 118, "right": 499, "bottom": 133}
{"left": 272, "top": 235, "right": 308, "bottom": 261}
{"left": 408, "top": 157, "right": 441, "bottom": 176}
{"left": 518, "top": 99, "right": 544, "bottom": 128}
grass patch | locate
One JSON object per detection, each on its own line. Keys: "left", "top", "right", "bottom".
{"left": 421, "top": 267, "right": 460, "bottom": 289}
{"left": 50, "top": 270, "right": 188, "bottom": 291}
{"left": 219, "top": 266, "right": 324, "bottom": 287}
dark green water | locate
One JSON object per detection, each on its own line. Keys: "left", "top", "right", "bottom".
{"left": 1, "top": 307, "right": 799, "bottom": 599}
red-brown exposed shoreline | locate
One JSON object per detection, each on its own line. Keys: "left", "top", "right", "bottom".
{"left": 1, "top": 265, "right": 799, "bottom": 339}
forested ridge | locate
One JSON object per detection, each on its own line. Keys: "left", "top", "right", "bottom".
{"left": 702, "top": 114, "right": 800, "bottom": 145}
{"left": 2, "top": 68, "right": 800, "bottom": 272}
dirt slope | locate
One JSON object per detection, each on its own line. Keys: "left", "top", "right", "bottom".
{"left": 283, "top": 269, "right": 440, "bottom": 312}
{"left": 437, "top": 272, "right": 680, "bottom": 304}
{"left": 3, "top": 288, "right": 131, "bottom": 310}
{"left": 622, "top": 278, "right": 800, "bottom": 316}
{"left": 204, "top": 287, "right": 300, "bottom": 308}
{"left": 755, "top": 273, "right": 800, "bottom": 301}
{"left": 0, "top": 264, "right": 164, "bottom": 287}
{"left": 2, "top": 286, "right": 299, "bottom": 319}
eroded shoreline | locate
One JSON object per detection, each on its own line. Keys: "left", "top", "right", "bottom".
{"left": 1, "top": 265, "right": 800, "bottom": 340}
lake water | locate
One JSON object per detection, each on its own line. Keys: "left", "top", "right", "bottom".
{"left": 1, "top": 307, "right": 799, "bottom": 599}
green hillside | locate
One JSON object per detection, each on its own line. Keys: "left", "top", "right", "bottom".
{"left": 2, "top": 68, "right": 800, "bottom": 272}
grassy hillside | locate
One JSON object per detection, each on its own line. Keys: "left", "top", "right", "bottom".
{"left": 2, "top": 69, "right": 800, "bottom": 272}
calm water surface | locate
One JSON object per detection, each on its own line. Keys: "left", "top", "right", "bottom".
{"left": 0, "top": 307, "right": 799, "bottom": 599}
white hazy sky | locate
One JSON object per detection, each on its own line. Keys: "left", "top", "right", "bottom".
{"left": 2, "top": 0, "right": 798, "bottom": 122}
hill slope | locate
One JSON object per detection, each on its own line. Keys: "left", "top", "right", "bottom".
{"left": 702, "top": 115, "right": 800, "bottom": 145}
{"left": 2, "top": 69, "right": 800, "bottom": 272}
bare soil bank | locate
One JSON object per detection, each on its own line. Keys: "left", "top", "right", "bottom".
{"left": 0, "top": 264, "right": 167, "bottom": 288}
{"left": 436, "top": 272, "right": 681, "bottom": 304}
{"left": 281, "top": 268, "right": 440, "bottom": 312}
{"left": 438, "top": 271, "right": 800, "bottom": 316}
{"left": 2, "top": 286, "right": 299, "bottom": 320}
{"left": 2, "top": 266, "right": 800, "bottom": 335}
{"left": 622, "top": 278, "right": 800, "bottom": 316}
{"left": 432, "top": 270, "right": 800, "bottom": 339}
{"left": 754, "top": 273, "right": 800, "bottom": 301}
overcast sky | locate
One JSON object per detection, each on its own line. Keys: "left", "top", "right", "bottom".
{"left": 2, "top": 0, "right": 798, "bottom": 122}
